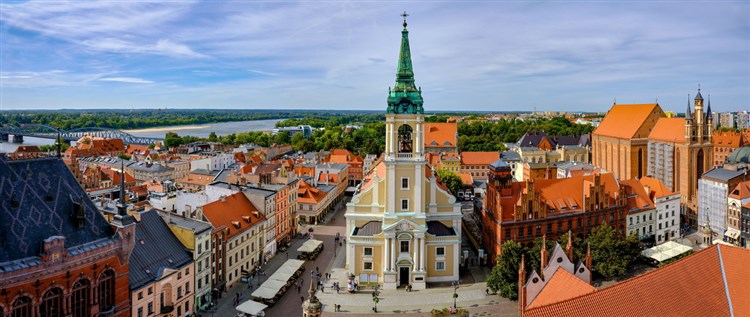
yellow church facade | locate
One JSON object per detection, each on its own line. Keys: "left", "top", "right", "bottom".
{"left": 345, "top": 18, "right": 462, "bottom": 290}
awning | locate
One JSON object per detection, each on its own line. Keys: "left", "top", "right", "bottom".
{"left": 297, "top": 239, "right": 323, "bottom": 253}
{"left": 725, "top": 228, "right": 741, "bottom": 240}
{"left": 640, "top": 241, "right": 692, "bottom": 262}
{"left": 236, "top": 300, "right": 267, "bottom": 315}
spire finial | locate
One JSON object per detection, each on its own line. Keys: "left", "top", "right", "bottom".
{"left": 401, "top": 11, "right": 409, "bottom": 28}
{"left": 698, "top": 83, "right": 701, "bottom": 92}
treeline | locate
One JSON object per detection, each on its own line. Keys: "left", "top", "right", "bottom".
{"left": 0, "top": 109, "right": 379, "bottom": 131}
{"left": 457, "top": 116, "right": 595, "bottom": 152}
{"left": 165, "top": 114, "right": 594, "bottom": 156}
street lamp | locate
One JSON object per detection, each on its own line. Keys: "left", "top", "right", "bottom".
{"left": 452, "top": 280, "right": 459, "bottom": 309}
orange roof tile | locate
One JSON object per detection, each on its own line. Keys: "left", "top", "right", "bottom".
{"left": 729, "top": 180, "right": 750, "bottom": 199}
{"left": 297, "top": 179, "right": 328, "bottom": 204}
{"left": 202, "top": 192, "right": 264, "bottom": 239}
{"left": 461, "top": 151, "right": 500, "bottom": 165}
{"left": 524, "top": 244, "right": 748, "bottom": 317}
{"left": 458, "top": 173, "right": 473, "bottom": 185}
{"left": 360, "top": 161, "right": 385, "bottom": 191}
{"left": 713, "top": 130, "right": 743, "bottom": 148}
{"left": 594, "top": 104, "right": 663, "bottom": 139}
{"left": 424, "top": 123, "right": 457, "bottom": 148}
{"left": 620, "top": 179, "right": 655, "bottom": 210}
{"left": 648, "top": 118, "right": 687, "bottom": 143}
{"left": 526, "top": 267, "right": 597, "bottom": 309}
{"left": 639, "top": 176, "right": 676, "bottom": 198}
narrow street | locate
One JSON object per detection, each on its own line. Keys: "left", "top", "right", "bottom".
{"left": 208, "top": 196, "right": 348, "bottom": 317}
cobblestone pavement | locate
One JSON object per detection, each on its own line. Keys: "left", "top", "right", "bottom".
{"left": 208, "top": 197, "right": 349, "bottom": 317}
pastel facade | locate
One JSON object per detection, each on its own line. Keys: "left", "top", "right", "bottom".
{"left": 345, "top": 20, "right": 462, "bottom": 290}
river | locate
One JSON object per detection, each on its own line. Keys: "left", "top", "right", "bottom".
{"left": 0, "top": 118, "right": 283, "bottom": 153}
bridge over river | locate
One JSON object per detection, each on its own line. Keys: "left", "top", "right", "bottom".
{"left": 0, "top": 124, "right": 163, "bottom": 145}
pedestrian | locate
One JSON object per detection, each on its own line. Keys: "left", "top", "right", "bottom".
{"left": 336, "top": 285, "right": 340, "bottom": 294}
{"left": 298, "top": 285, "right": 301, "bottom": 293}
{"left": 286, "top": 251, "right": 289, "bottom": 259}
{"left": 485, "top": 288, "right": 489, "bottom": 296}
{"left": 301, "top": 296, "right": 304, "bottom": 302}
{"left": 316, "top": 266, "right": 319, "bottom": 273}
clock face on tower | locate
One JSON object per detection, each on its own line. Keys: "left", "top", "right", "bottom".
{"left": 399, "top": 100, "right": 412, "bottom": 114}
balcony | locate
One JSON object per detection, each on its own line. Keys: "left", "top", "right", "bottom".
{"left": 397, "top": 153, "right": 413, "bottom": 159}
{"left": 160, "top": 305, "right": 174, "bottom": 314}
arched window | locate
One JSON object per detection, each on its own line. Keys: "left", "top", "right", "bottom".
{"left": 72, "top": 279, "right": 91, "bottom": 317}
{"left": 98, "top": 270, "right": 116, "bottom": 313}
{"left": 397, "top": 124, "right": 413, "bottom": 153}
{"left": 11, "top": 296, "right": 32, "bottom": 317}
{"left": 40, "top": 287, "right": 64, "bottom": 317}
{"left": 696, "top": 149, "right": 704, "bottom": 184}
{"left": 637, "top": 148, "right": 643, "bottom": 179}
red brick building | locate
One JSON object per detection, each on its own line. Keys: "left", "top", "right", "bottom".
{"left": 0, "top": 158, "right": 135, "bottom": 317}
{"left": 481, "top": 159, "right": 650, "bottom": 265}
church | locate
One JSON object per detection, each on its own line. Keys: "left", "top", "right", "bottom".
{"left": 344, "top": 15, "right": 462, "bottom": 290}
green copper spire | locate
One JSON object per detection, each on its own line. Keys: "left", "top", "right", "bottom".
{"left": 387, "top": 11, "right": 423, "bottom": 114}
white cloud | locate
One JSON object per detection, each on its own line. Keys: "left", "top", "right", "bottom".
{"left": 247, "top": 69, "right": 279, "bottom": 76}
{"left": 98, "top": 77, "right": 154, "bottom": 84}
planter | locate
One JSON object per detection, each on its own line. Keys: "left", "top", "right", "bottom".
{"left": 431, "top": 307, "right": 470, "bottom": 317}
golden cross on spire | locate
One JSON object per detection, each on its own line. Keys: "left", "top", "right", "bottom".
{"left": 401, "top": 11, "right": 409, "bottom": 28}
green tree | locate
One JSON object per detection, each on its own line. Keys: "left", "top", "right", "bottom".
{"left": 585, "top": 222, "right": 642, "bottom": 278}
{"left": 208, "top": 131, "right": 218, "bottom": 142}
{"left": 487, "top": 240, "right": 524, "bottom": 300}
{"left": 290, "top": 132, "right": 306, "bottom": 151}
{"left": 436, "top": 169, "right": 463, "bottom": 196}
{"left": 163, "top": 132, "right": 182, "bottom": 148}
{"left": 117, "top": 153, "right": 132, "bottom": 160}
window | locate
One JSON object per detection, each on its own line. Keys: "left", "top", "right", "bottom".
{"left": 98, "top": 270, "right": 116, "bottom": 312}
{"left": 436, "top": 261, "right": 446, "bottom": 271}
{"left": 505, "top": 228, "right": 511, "bottom": 238}
{"left": 527, "top": 226, "right": 532, "bottom": 236}
{"left": 72, "top": 279, "right": 90, "bottom": 317}
{"left": 401, "top": 199, "right": 408, "bottom": 211}
{"left": 186, "top": 282, "right": 190, "bottom": 294}
{"left": 364, "top": 262, "right": 373, "bottom": 270}
{"left": 364, "top": 247, "right": 373, "bottom": 256}
{"left": 137, "top": 307, "right": 143, "bottom": 317}
{"left": 177, "top": 272, "right": 182, "bottom": 280}
{"left": 138, "top": 291, "right": 143, "bottom": 300}
{"left": 436, "top": 247, "right": 445, "bottom": 256}
{"left": 400, "top": 240, "right": 409, "bottom": 253}
{"left": 186, "top": 267, "right": 190, "bottom": 275}
{"left": 185, "top": 302, "right": 190, "bottom": 314}
{"left": 12, "top": 296, "right": 33, "bottom": 317}
{"left": 41, "top": 287, "right": 63, "bottom": 317}
{"left": 148, "top": 287, "right": 153, "bottom": 295}
{"left": 177, "top": 286, "right": 182, "bottom": 299}
{"left": 148, "top": 302, "right": 153, "bottom": 315}
{"left": 401, "top": 178, "right": 409, "bottom": 189}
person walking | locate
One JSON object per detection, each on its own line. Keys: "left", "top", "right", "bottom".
{"left": 301, "top": 296, "right": 304, "bottom": 302}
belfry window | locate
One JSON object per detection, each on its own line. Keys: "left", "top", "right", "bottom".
{"left": 398, "top": 124, "right": 413, "bottom": 153}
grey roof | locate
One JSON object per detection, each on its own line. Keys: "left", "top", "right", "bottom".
{"left": 490, "top": 159, "right": 509, "bottom": 169}
{"left": 191, "top": 169, "right": 219, "bottom": 176}
{"left": 316, "top": 184, "right": 337, "bottom": 193}
{"left": 129, "top": 210, "right": 193, "bottom": 290}
{"left": 316, "top": 163, "right": 349, "bottom": 173}
{"left": 701, "top": 167, "right": 746, "bottom": 182}
{"left": 209, "top": 181, "right": 277, "bottom": 197}
{"left": 159, "top": 212, "right": 212, "bottom": 235}
{"left": 695, "top": 90, "right": 703, "bottom": 100}
{"left": 129, "top": 162, "right": 173, "bottom": 173}
{"left": 0, "top": 158, "right": 114, "bottom": 263}
{"left": 500, "top": 150, "right": 521, "bottom": 161}
{"left": 427, "top": 221, "right": 456, "bottom": 236}
{"left": 214, "top": 169, "right": 232, "bottom": 183}
{"left": 353, "top": 221, "right": 382, "bottom": 236}
{"left": 705, "top": 97, "right": 712, "bottom": 119}
{"left": 685, "top": 100, "right": 693, "bottom": 120}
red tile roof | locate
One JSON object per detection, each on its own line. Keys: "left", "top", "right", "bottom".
{"left": 461, "top": 151, "right": 500, "bottom": 165}
{"left": 648, "top": 118, "right": 687, "bottom": 143}
{"left": 202, "top": 192, "right": 264, "bottom": 239}
{"left": 639, "top": 176, "right": 676, "bottom": 199}
{"left": 526, "top": 267, "right": 597, "bottom": 310}
{"left": 729, "top": 180, "right": 750, "bottom": 199}
{"left": 424, "top": 123, "right": 457, "bottom": 148}
{"left": 594, "top": 104, "right": 662, "bottom": 139}
{"left": 523, "top": 244, "right": 749, "bottom": 317}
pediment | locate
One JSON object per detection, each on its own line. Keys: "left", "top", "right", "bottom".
{"left": 383, "top": 218, "right": 425, "bottom": 233}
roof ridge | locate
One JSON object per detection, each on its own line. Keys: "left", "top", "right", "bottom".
{"left": 525, "top": 244, "right": 721, "bottom": 314}
{"left": 716, "top": 245, "right": 735, "bottom": 317}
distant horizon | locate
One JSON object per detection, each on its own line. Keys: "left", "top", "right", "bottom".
{"left": 1, "top": 2, "right": 748, "bottom": 112}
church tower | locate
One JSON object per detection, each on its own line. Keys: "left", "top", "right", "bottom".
{"left": 345, "top": 13, "right": 462, "bottom": 292}
{"left": 680, "top": 86, "right": 714, "bottom": 228}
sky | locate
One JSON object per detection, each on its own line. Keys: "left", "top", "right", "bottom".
{"left": 0, "top": 1, "right": 748, "bottom": 113}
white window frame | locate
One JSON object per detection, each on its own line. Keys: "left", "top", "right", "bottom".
{"left": 436, "top": 246, "right": 445, "bottom": 257}
{"left": 363, "top": 247, "right": 373, "bottom": 257}
{"left": 435, "top": 261, "right": 446, "bottom": 271}
{"left": 401, "top": 199, "right": 409, "bottom": 211}
{"left": 363, "top": 261, "right": 373, "bottom": 271}
{"left": 401, "top": 177, "right": 410, "bottom": 190}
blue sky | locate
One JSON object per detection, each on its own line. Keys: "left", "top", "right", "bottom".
{"left": 0, "top": 1, "right": 748, "bottom": 112}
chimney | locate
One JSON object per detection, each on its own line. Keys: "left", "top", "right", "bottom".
{"left": 220, "top": 195, "right": 226, "bottom": 202}
{"left": 242, "top": 215, "right": 251, "bottom": 223}
{"left": 232, "top": 221, "right": 241, "bottom": 229}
